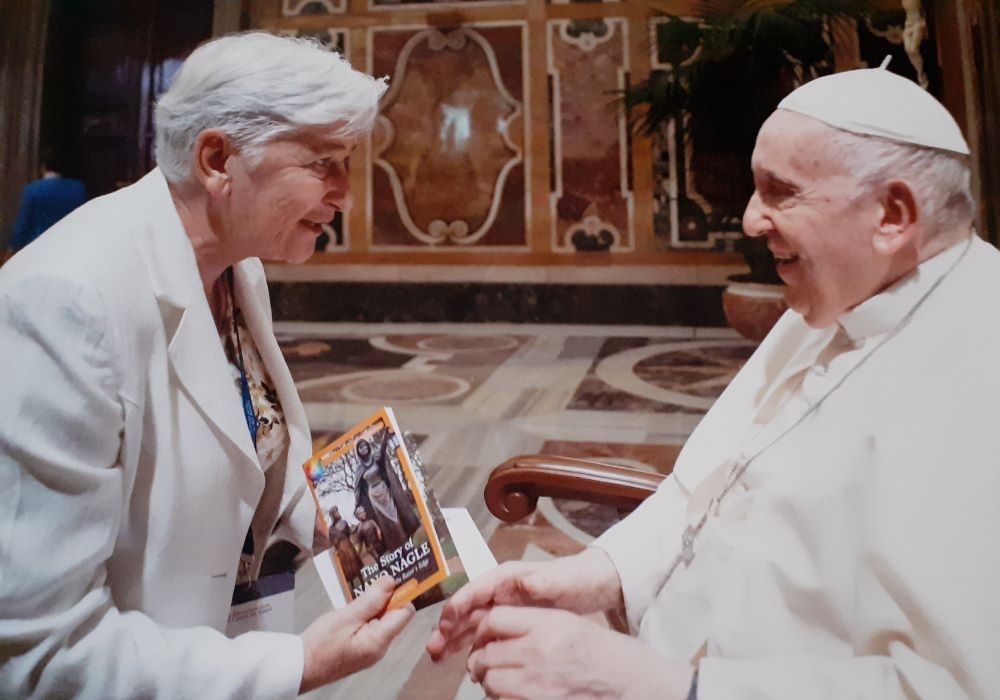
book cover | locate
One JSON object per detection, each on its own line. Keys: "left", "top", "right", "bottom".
{"left": 303, "top": 407, "right": 449, "bottom": 609}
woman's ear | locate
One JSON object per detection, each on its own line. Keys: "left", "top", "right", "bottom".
{"left": 192, "top": 129, "right": 233, "bottom": 197}
{"left": 873, "top": 180, "right": 919, "bottom": 256}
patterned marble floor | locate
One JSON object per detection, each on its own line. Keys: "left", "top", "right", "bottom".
{"left": 281, "top": 322, "right": 755, "bottom": 700}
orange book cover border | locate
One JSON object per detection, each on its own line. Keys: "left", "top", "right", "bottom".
{"left": 303, "top": 407, "right": 448, "bottom": 608}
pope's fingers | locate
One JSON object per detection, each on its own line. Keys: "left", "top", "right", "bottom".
{"left": 437, "top": 569, "right": 505, "bottom": 634}
{"left": 426, "top": 625, "right": 467, "bottom": 662}
{"left": 426, "top": 626, "right": 447, "bottom": 659}
{"left": 442, "top": 561, "right": 541, "bottom": 628}
{"left": 472, "top": 606, "right": 542, "bottom": 651}
{"left": 466, "top": 639, "right": 525, "bottom": 684}
{"left": 427, "top": 607, "right": 489, "bottom": 662}
{"left": 480, "top": 667, "right": 527, "bottom": 700}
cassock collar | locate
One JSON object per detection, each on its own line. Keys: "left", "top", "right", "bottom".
{"left": 837, "top": 236, "right": 972, "bottom": 344}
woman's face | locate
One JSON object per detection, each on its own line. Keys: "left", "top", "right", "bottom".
{"left": 224, "top": 125, "right": 356, "bottom": 264}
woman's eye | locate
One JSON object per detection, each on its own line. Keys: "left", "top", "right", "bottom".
{"left": 307, "top": 156, "right": 351, "bottom": 179}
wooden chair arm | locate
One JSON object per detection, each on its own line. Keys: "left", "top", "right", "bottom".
{"left": 484, "top": 454, "right": 666, "bottom": 523}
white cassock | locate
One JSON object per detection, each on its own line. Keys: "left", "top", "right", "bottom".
{"left": 595, "top": 236, "right": 1000, "bottom": 698}
{"left": 0, "top": 170, "right": 316, "bottom": 699}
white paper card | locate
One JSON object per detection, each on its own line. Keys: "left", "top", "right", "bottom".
{"left": 225, "top": 571, "right": 296, "bottom": 637}
{"left": 442, "top": 507, "right": 497, "bottom": 581}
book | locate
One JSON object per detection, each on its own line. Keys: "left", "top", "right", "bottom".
{"left": 303, "top": 407, "right": 454, "bottom": 610}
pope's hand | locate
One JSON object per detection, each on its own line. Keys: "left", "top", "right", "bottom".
{"left": 466, "top": 606, "right": 694, "bottom": 700}
{"left": 426, "top": 547, "right": 622, "bottom": 662}
{"left": 299, "top": 575, "right": 414, "bottom": 693}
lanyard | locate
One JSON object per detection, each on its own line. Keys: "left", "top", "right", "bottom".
{"left": 227, "top": 268, "right": 258, "bottom": 565}
{"left": 227, "top": 267, "right": 258, "bottom": 450}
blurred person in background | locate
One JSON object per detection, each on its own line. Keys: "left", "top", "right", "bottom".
{"left": 8, "top": 146, "right": 87, "bottom": 254}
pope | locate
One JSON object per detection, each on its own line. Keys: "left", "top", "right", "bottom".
{"left": 427, "top": 65, "right": 1000, "bottom": 699}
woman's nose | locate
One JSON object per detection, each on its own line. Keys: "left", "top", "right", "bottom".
{"left": 324, "top": 177, "right": 353, "bottom": 213}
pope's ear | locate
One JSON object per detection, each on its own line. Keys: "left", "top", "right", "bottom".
{"left": 192, "top": 129, "right": 234, "bottom": 197}
{"left": 874, "top": 180, "right": 918, "bottom": 255}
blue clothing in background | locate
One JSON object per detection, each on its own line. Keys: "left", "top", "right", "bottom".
{"left": 10, "top": 177, "right": 87, "bottom": 251}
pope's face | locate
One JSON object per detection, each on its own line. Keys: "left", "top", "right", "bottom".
{"left": 225, "top": 126, "right": 355, "bottom": 264}
{"left": 743, "top": 111, "right": 886, "bottom": 328}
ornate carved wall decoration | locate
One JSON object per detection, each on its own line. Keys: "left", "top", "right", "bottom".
{"left": 282, "top": 0, "right": 346, "bottom": 15}
{"left": 548, "top": 18, "right": 633, "bottom": 252}
{"left": 369, "top": 24, "right": 527, "bottom": 249}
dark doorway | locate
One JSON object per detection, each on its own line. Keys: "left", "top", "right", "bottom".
{"left": 40, "top": 0, "right": 214, "bottom": 198}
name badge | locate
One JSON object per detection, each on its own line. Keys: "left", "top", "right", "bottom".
{"left": 226, "top": 571, "right": 295, "bottom": 638}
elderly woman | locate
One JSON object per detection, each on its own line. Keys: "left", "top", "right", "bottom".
{"left": 0, "top": 33, "right": 409, "bottom": 698}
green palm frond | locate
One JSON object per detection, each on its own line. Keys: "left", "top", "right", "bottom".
{"left": 621, "top": 0, "right": 879, "bottom": 136}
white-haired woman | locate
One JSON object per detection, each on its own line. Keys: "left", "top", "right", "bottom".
{"left": 0, "top": 32, "right": 408, "bottom": 698}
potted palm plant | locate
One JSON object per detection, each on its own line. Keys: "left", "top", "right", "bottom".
{"left": 622, "top": 0, "right": 876, "bottom": 339}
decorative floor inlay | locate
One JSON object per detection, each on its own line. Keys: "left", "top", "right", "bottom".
{"left": 570, "top": 336, "right": 755, "bottom": 413}
{"left": 280, "top": 322, "right": 753, "bottom": 699}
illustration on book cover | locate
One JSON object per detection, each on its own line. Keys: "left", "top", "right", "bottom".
{"left": 304, "top": 408, "right": 448, "bottom": 607}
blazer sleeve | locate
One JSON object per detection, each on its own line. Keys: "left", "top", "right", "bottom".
{"left": 0, "top": 274, "right": 304, "bottom": 700}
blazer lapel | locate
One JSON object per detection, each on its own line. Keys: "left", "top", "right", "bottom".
{"left": 233, "top": 261, "right": 312, "bottom": 470}
{"left": 127, "top": 169, "right": 260, "bottom": 472}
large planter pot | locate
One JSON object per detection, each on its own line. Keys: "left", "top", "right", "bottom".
{"left": 722, "top": 279, "right": 787, "bottom": 342}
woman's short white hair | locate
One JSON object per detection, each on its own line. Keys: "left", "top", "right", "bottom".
{"left": 824, "top": 126, "right": 976, "bottom": 235}
{"left": 155, "top": 32, "right": 387, "bottom": 183}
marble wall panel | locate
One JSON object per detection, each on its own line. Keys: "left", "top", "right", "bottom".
{"left": 548, "top": 18, "right": 633, "bottom": 252}
{"left": 282, "top": 0, "right": 346, "bottom": 15}
{"left": 369, "top": 24, "right": 527, "bottom": 249}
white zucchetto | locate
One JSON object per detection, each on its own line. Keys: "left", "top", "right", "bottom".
{"left": 778, "top": 64, "right": 970, "bottom": 155}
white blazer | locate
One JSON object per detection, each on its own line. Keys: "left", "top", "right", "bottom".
{"left": 0, "top": 170, "right": 315, "bottom": 699}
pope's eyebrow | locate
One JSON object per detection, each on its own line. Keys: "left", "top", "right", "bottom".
{"left": 754, "top": 167, "right": 800, "bottom": 194}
